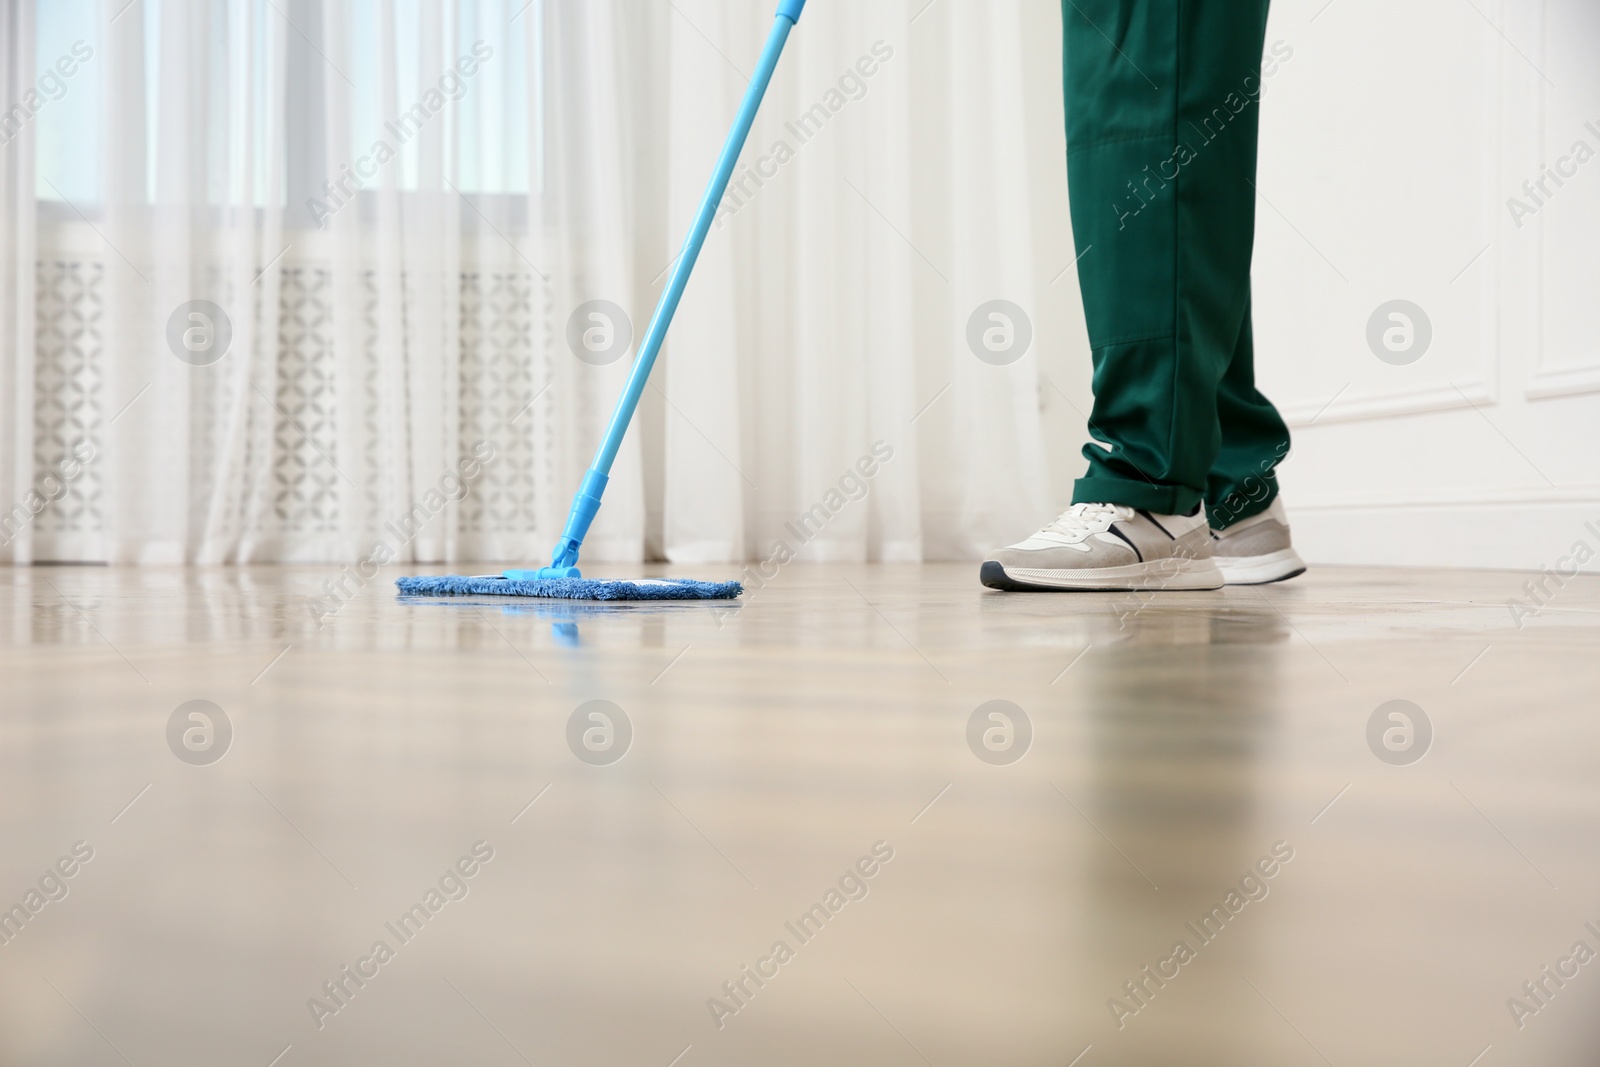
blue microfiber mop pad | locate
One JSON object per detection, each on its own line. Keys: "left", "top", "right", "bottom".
{"left": 396, "top": 575, "right": 743, "bottom": 601}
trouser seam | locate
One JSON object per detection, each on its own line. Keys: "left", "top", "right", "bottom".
{"left": 1167, "top": 0, "right": 1185, "bottom": 509}
{"left": 1068, "top": 130, "right": 1177, "bottom": 155}
{"left": 1091, "top": 330, "right": 1178, "bottom": 350}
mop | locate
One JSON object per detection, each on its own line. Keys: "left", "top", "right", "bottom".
{"left": 398, "top": 0, "right": 809, "bottom": 602}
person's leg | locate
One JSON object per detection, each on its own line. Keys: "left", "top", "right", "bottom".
{"left": 1062, "top": 0, "right": 1274, "bottom": 515}
{"left": 1205, "top": 301, "right": 1292, "bottom": 529}
{"left": 1204, "top": 303, "right": 1305, "bottom": 583}
{"left": 978, "top": 0, "right": 1298, "bottom": 592}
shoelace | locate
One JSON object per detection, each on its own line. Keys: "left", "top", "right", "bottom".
{"left": 1039, "top": 502, "right": 1134, "bottom": 543}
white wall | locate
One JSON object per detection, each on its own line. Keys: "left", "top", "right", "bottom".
{"left": 1021, "top": 0, "right": 1600, "bottom": 573}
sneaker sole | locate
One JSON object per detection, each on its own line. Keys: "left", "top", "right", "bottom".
{"left": 1214, "top": 548, "right": 1307, "bottom": 586}
{"left": 980, "top": 558, "right": 1225, "bottom": 592}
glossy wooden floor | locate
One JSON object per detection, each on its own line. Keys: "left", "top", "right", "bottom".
{"left": 1, "top": 563, "right": 1598, "bottom": 1066}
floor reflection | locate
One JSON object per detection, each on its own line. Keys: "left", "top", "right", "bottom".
{"left": 392, "top": 595, "right": 744, "bottom": 648}
{"left": 1076, "top": 606, "right": 1286, "bottom": 1057}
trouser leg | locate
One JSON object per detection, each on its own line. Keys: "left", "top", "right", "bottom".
{"left": 1206, "top": 300, "right": 1291, "bottom": 527}
{"left": 1062, "top": 0, "right": 1287, "bottom": 523}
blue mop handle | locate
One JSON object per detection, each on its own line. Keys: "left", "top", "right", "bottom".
{"left": 594, "top": 1, "right": 805, "bottom": 473}
{"left": 535, "top": 0, "right": 806, "bottom": 577}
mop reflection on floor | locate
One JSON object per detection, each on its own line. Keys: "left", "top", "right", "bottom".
{"left": 395, "top": 593, "right": 739, "bottom": 647}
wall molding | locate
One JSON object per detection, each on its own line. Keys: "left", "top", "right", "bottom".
{"left": 1292, "top": 500, "right": 1600, "bottom": 574}
{"left": 1284, "top": 376, "right": 1496, "bottom": 428}
{"left": 1525, "top": 362, "right": 1600, "bottom": 400}
{"left": 1289, "top": 483, "right": 1600, "bottom": 512}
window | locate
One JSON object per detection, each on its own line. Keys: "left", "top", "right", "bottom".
{"left": 34, "top": 0, "right": 533, "bottom": 226}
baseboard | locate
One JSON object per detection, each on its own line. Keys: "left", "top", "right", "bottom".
{"left": 1288, "top": 497, "right": 1600, "bottom": 573}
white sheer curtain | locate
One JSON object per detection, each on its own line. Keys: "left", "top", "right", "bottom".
{"left": 16, "top": 0, "right": 1054, "bottom": 566}
{"left": 2, "top": 0, "right": 37, "bottom": 565}
{"left": 98, "top": 0, "right": 287, "bottom": 562}
{"left": 655, "top": 0, "right": 1049, "bottom": 563}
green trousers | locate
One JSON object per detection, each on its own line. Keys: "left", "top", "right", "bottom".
{"left": 1062, "top": 0, "right": 1289, "bottom": 528}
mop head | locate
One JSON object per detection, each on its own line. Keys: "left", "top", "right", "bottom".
{"left": 396, "top": 575, "right": 743, "bottom": 601}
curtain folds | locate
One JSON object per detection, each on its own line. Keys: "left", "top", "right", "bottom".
{"left": 2, "top": 0, "right": 37, "bottom": 565}
{"left": 17, "top": 0, "right": 1056, "bottom": 566}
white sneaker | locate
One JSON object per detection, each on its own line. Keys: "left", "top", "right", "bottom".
{"left": 980, "top": 503, "right": 1225, "bottom": 592}
{"left": 1209, "top": 497, "right": 1306, "bottom": 585}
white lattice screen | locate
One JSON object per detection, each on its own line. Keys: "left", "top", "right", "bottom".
{"left": 33, "top": 258, "right": 106, "bottom": 552}
{"left": 30, "top": 240, "right": 558, "bottom": 563}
